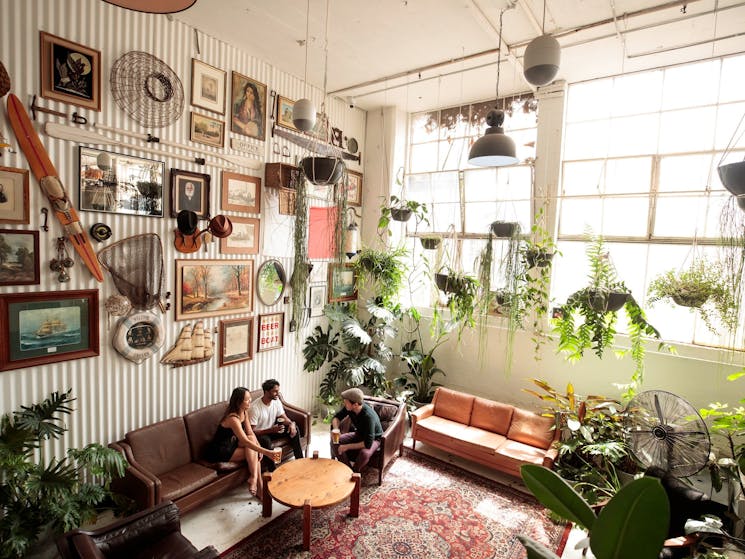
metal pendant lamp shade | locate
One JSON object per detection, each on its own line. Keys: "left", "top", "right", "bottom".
{"left": 524, "top": 34, "right": 561, "bottom": 86}
{"left": 468, "top": 109, "right": 518, "bottom": 167}
{"left": 101, "top": 0, "right": 197, "bottom": 13}
{"left": 293, "top": 98, "right": 316, "bottom": 132}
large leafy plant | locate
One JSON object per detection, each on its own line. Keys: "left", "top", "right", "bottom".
{"left": 303, "top": 300, "right": 399, "bottom": 405}
{"left": 0, "top": 389, "right": 127, "bottom": 559}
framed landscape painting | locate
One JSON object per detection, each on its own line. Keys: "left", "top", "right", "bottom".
{"left": 190, "top": 112, "right": 225, "bottom": 148}
{"left": 219, "top": 316, "right": 253, "bottom": 367}
{"left": 221, "top": 171, "right": 260, "bottom": 214}
{"left": 0, "top": 166, "right": 30, "bottom": 224}
{"left": 328, "top": 264, "right": 357, "bottom": 303}
{"left": 0, "top": 229, "right": 39, "bottom": 286}
{"left": 175, "top": 259, "right": 254, "bottom": 320}
{"left": 0, "top": 290, "right": 99, "bottom": 372}
{"left": 40, "top": 31, "right": 101, "bottom": 111}
{"left": 191, "top": 58, "right": 226, "bottom": 114}
{"left": 220, "top": 217, "right": 259, "bottom": 255}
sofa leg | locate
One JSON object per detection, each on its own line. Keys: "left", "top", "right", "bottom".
{"left": 411, "top": 440, "right": 416, "bottom": 451}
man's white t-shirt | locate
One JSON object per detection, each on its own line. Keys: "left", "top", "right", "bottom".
{"left": 249, "top": 398, "right": 285, "bottom": 431}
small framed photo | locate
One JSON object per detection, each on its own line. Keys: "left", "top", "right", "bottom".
{"left": 40, "top": 31, "right": 101, "bottom": 111}
{"left": 219, "top": 316, "right": 253, "bottom": 367}
{"left": 257, "top": 312, "right": 284, "bottom": 352}
{"left": 0, "top": 230, "right": 39, "bottom": 286}
{"left": 191, "top": 59, "right": 226, "bottom": 114}
{"left": 0, "top": 166, "right": 30, "bottom": 224}
{"left": 346, "top": 170, "right": 362, "bottom": 207}
{"left": 170, "top": 168, "right": 210, "bottom": 218}
{"left": 0, "top": 290, "right": 99, "bottom": 372}
{"left": 221, "top": 171, "right": 260, "bottom": 214}
{"left": 79, "top": 147, "right": 165, "bottom": 217}
{"left": 190, "top": 112, "right": 225, "bottom": 148}
{"left": 230, "top": 71, "right": 267, "bottom": 140}
{"left": 276, "top": 95, "right": 297, "bottom": 131}
{"left": 175, "top": 259, "right": 254, "bottom": 320}
{"left": 220, "top": 216, "right": 259, "bottom": 255}
{"left": 309, "top": 285, "right": 326, "bottom": 317}
{"left": 328, "top": 263, "right": 357, "bottom": 303}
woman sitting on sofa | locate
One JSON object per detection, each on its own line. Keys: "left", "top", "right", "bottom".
{"left": 205, "top": 387, "right": 279, "bottom": 499}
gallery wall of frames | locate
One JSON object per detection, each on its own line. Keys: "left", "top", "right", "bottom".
{"left": 0, "top": 0, "right": 367, "bottom": 455}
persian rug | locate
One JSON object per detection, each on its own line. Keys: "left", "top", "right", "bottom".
{"left": 221, "top": 448, "right": 570, "bottom": 559}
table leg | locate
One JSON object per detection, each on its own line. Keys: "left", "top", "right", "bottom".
{"left": 303, "top": 499, "right": 312, "bottom": 551}
{"left": 262, "top": 472, "right": 272, "bottom": 517}
{"left": 349, "top": 472, "right": 361, "bottom": 517}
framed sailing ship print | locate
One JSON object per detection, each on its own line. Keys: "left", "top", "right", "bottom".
{"left": 0, "top": 290, "right": 99, "bottom": 371}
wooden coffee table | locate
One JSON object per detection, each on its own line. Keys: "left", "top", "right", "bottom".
{"left": 262, "top": 451, "right": 361, "bottom": 551}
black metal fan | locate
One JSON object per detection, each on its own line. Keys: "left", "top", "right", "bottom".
{"left": 623, "top": 390, "right": 711, "bottom": 477}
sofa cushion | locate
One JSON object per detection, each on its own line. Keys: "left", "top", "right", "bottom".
{"left": 184, "top": 402, "right": 227, "bottom": 462}
{"left": 470, "top": 398, "right": 514, "bottom": 435}
{"left": 432, "top": 387, "right": 475, "bottom": 425}
{"left": 506, "top": 408, "right": 555, "bottom": 450}
{"left": 371, "top": 402, "right": 399, "bottom": 431}
{"left": 494, "top": 439, "right": 551, "bottom": 476}
{"left": 457, "top": 426, "right": 507, "bottom": 456}
{"left": 413, "top": 414, "right": 469, "bottom": 441}
{"left": 126, "top": 418, "right": 192, "bottom": 476}
{"left": 159, "top": 462, "right": 218, "bottom": 503}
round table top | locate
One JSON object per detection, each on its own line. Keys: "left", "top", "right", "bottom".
{"left": 267, "top": 457, "right": 356, "bottom": 509}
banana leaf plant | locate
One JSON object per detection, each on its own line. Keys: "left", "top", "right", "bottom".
{"left": 519, "top": 464, "right": 669, "bottom": 559}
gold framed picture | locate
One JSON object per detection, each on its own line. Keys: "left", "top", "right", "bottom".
{"left": 276, "top": 95, "right": 297, "bottom": 130}
{"left": 175, "top": 259, "right": 254, "bottom": 320}
{"left": 191, "top": 59, "right": 226, "bottom": 115}
{"left": 40, "top": 31, "right": 101, "bottom": 111}
{"left": 220, "top": 216, "right": 260, "bottom": 255}
{"left": 230, "top": 71, "right": 267, "bottom": 140}
{"left": 190, "top": 112, "right": 225, "bottom": 148}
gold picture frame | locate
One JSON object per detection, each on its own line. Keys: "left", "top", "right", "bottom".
{"left": 175, "top": 259, "right": 254, "bottom": 320}
{"left": 221, "top": 171, "right": 260, "bottom": 214}
{"left": 190, "top": 112, "right": 225, "bottom": 148}
{"left": 276, "top": 95, "right": 297, "bottom": 131}
{"left": 230, "top": 71, "right": 267, "bottom": 140}
{"left": 220, "top": 216, "right": 260, "bottom": 255}
{"left": 40, "top": 31, "right": 101, "bottom": 111}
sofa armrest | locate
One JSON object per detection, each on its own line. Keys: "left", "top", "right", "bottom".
{"left": 280, "top": 395, "right": 312, "bottom": 452}
{"left": 108, "top": 441, "right": 159, "bottom": 510}
{"left": 380, "top": 403, "right": 407, "bottom": 462}
{"left": 410, "top": 403, "right": 434, "bottom": 430}
{"left": 194, "top": 546, "right": 220, "bottom": 559}
{"left": 543, "top": 446, "right": 559, "bottom": 469}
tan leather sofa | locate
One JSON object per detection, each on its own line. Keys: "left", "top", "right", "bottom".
{"left": 110, "top": 391, "right": 310, "bottom": 513}
{"left": 410, "top": 387, "right": 559, "bottom": 477}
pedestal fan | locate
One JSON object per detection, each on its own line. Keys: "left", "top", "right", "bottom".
{"left": 624, "top": 390, "right": 711, "bottom": 477}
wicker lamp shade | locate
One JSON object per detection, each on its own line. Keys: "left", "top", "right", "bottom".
{"left": 110, "top": 51, "right": 184, "bottom": 128}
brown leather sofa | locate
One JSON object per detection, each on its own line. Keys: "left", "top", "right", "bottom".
{"left": 56, "top": 500, "right": 218, "bottom": 559}
{"left": 411, "top": 387, "right": 559, "bottom": 477}
{"left": 110, "top": 391, "right": 311, "bottom": 513}
{"left": 334, "top": 395, "right": 407, "bottom": 484}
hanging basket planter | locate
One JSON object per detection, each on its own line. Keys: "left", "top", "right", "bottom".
{"left": 434, "top": 272, "right": 464, "bottom": 294}
{"left": 420, "top": 236, "right": 442, "bottom": 250}
{"left": 300, "top": 156, "right": 345, "bottom": 186}
{"left": 586, "top": 289, "right": 628, "bottom": 313}
{"left": 718, "top": 161, "right": 745, "bottom": 198}
{"left": 671, "top": 293, "right": 709, "bottom": 308}
{"left": 391, "top": 208, "right": 413, "bottom": 222}
{"left": 525, "top": 249, "right": 555, "bottom": 269}
{"left": 490, "top": 221, "right": 520, "bottom": 238}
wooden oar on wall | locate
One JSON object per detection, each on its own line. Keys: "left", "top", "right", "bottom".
{"left": 44, "top": 122, "right": 263, "bottom": 170}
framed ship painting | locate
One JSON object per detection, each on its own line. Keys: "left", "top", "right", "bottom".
{"left": 0, "top": 290, "right": 99, "bottom": 371}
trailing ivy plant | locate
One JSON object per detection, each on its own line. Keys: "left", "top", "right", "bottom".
{"left": 303, "top": 300, "right": 400, "bottom": 406}
{"left": 0, "top": 389, "right": 128, "bottom": 559}
{"left": 290, "top": 167, "right": 310, "bottom": 331}
{"left": 552, "top": 234, "right": 671, "bottom": 399}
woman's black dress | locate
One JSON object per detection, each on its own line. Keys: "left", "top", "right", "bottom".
{"left": 204, "top": 424, "right": 238, "bottom": 462}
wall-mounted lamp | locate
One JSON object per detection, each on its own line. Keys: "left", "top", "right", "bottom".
{"left": 343, "top": 207, "right": 361, "bottom": 259}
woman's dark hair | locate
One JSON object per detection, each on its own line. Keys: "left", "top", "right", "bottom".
{"left": 223, "top": 386, "right": 249, "bottom": 421}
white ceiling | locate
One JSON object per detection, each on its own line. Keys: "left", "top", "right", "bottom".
{"left": 176, "top": 0, "right": 745, "bottom": 113}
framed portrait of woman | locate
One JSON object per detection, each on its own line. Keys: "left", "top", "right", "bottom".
{"left": 230, "top": 71, "right": 267, "bottom": 141}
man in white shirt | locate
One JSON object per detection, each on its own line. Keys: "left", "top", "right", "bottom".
{"left": 249, "top": 379, "right": 304, "bottom": 471}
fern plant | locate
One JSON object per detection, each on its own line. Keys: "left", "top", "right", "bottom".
{"left": 0, "top": 389, "right": 127, "bottom": 559}
{"left": 552, "top": 234, "right": 670, "bottom": 398}
{"left": 303, "top": 300, "right": 400, "bottom": 405}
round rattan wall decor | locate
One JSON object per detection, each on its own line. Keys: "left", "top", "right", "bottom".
{"left": 110, "top": 51, "right": 184, "bottom": 128}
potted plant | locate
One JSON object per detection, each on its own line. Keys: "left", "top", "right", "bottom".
{"left": 378, "top": 195, "right": 429, "bottom": 227}
{"left": 0, "top": 389, "right": 128, "bottom": 559}
{"left": 419, "top": 234, "right": 442, "bottom": 250}
{"left": 648, "top": 258, "right": 738, "bottom": 334}
{"left": 552, "top": 234, "right": 670, "bottom": 398}
{"left": 300, "top": 156, "right": 345, "bottom": 186}
{"left": 490, "top": 220, "right": 521, "bottom": 238}
{"left": 395, "top": 338, "right": 446, "bottom": 409}
{"left": 303, "top": 300, "right": 400, "bottom": 403}
{"left": 435, "top": 268, "right": 479, "bottom": 340}
{"left": 352, "top": 245, "right": 409, "bottom": 306}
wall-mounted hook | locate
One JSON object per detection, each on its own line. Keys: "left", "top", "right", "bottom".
{"left": 40, "top": 208, "right": 49, "bottom": 232}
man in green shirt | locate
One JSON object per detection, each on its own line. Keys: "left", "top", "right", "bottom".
{"left": 330, "top": 387, "right": 383, "bottom": 473}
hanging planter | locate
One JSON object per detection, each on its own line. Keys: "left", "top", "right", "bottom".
{"left": 300, "top": 156, "right": 345, "bottom": 186}
{"left": 718, "top": 161, "right": 745, "bottom": 198}
{"left": 391, "top": 207, "right": 413, "bottom": 222}
{"left": 490, "top": 221, "right": 520, "bottom": 238}
{"left": 586, "top": 289, "right": 628, "bottom": 312}
{"left": 671, "top": 293, "right": 709, "bottom": 308}
{"left": 420, "top": 236, "right": 441, "bottom": 250}
{"left": 435, "top": 272, "right": 463, "bottom": 294}
{"left": 525, "top": 248, "right": 555, "bottom": 269}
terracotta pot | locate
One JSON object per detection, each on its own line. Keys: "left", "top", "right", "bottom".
{"left": 490, "top": 221, "right": 520, "bottom": 238}
{"left": 587, "top": 289, "right": 628, "bottom": 312}
{"left": 391, "top": 208, "right": 413, "bottom": 222}
{"left": 718, "top": 161, "right": 745, "bottom": 198}
{"left": 300, "top": 157, "right": 345, "bottom": 185}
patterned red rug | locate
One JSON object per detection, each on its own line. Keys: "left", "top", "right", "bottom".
{"left": 221, "top": 448, "right": 570, "bottom": 559}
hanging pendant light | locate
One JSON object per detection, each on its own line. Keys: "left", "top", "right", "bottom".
{"left": 101, "top": 0, "right": 196, "bottom": 13}
{"left": 523, "top": 0, "right": 561, "bottom": 86}
{"left": 468, "top": 9, "right": 518, "bottom": 167}
{"left": 293, "top": 0, "right": 317, "bottom": 132}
